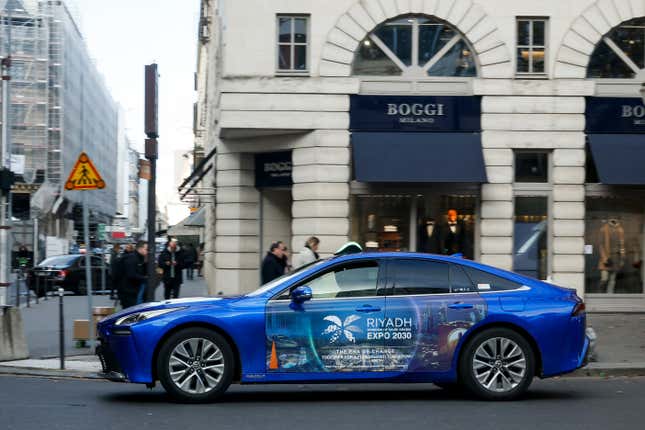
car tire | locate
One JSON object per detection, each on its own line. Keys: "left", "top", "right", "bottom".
{"left": 157, "top": 327, "right": 234, "bottom": 403}
{"left": 459, "top": 327, "right": 535, "bottom": 401}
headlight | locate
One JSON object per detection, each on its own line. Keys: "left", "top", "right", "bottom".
{"left": 115, "top": 307, "right": 185, "bottom": 326}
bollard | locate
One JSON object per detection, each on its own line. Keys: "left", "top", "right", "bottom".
{"left": 35, "top": 275, "right": 39, "bottom": 305}
{"left": 25, "top": 274, "right": 29, "bottom": 308}
{"left": 15, "top": 273, "right": 20, "bottom": 308}
{"left": 44, "top": 278, "right": 48, "bottom": 301}
{"left": 58, "top": 287, "right": 65, "bottom": 370}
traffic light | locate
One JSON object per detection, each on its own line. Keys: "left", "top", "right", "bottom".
{"left": 0, "top": 168, "right": 15, "bottom": 194}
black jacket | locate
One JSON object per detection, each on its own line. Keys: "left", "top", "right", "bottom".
{"left": 158, "top": 247, "right": 185, "bottom": 282}
{"left": 261, "top": 252, "right": 284, "bottom": 284}
{"left": 122, "top": 251, "right": 147, "bottom": 294}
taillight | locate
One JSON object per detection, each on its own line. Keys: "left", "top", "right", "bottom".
{"left": 57, "top": 270, "right": 69, "bottom": 279}
{"left": 572, "top": 301, "right": 586, "bottom": 317}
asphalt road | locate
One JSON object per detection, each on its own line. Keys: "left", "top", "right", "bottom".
{"left": 1, "top": 376, "right": 643, "bottom": 430}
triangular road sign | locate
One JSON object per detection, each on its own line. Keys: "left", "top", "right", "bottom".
{"left": 65, "top": 152, "right": 105, "bottom": 191}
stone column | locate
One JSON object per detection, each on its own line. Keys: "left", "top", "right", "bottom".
{"left": 552, "top": 149, "right": 586, "bottom": 297}
{"left": 213, "top": 150, "right": 260, "bottom": 295}
{"left": 480, "top": 144, "right": 514, "bottom": 270}
{"left": 291, "top": 130, "right": 351, "bottom": 257}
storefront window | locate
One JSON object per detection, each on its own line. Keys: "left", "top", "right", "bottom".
{"left": 352, "top": 195, "right": 412, "bottom": 252}
{"left": 351, "top": 193, "right": 476, "bottom": 258}
{"left": 585, "top": 197, "right": 644, "bottom": 294}
{"left": 513, "top": 197, "right": 548, "bottom": 280}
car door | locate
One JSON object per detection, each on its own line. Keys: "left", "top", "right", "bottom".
{"left": 383, "top": 258, "right": 487, "bottom": 373}
{"left": 265, "top": 259, "right": 387, "bottom": 374}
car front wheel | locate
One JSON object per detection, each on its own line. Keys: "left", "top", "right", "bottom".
{"left": 459, "top": 327, "right": 535, "bottom": 400}
{"left": 157, "top": 327, "right": 234, "bottom": 403}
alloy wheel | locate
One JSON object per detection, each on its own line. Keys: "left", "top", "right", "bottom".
{"left": 472, "top": 336, "right": 527, "bottom": 393}
{"left": 168, "top": 337, "right": 225, "bottom": 395}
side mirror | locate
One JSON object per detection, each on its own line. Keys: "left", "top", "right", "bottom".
{"left": 291, "top": 285, "right": 313, "bottom": 303}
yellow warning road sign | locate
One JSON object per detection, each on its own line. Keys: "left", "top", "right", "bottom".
{"left": 65, "top": 152, "right": 105, "bottom": 191}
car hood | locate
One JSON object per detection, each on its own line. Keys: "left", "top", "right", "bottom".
{"left": 101, "top": 296, "right": 243, "bottom": 325}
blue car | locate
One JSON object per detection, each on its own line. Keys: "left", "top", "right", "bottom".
{"left": 96, "top": 252, "right": 590, "bottom": 402}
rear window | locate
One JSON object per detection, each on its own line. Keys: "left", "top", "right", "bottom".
{"left": 462, "top": 266, "right": 524, "bottom": 291}
{"left": 38, "top": 255, "right": 78, "bottom": 267}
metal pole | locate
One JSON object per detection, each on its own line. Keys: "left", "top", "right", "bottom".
{"left": 0, "top": 11, "right": 12, "bottom": 307}
{"left": 100, "top": 239, "right": 106, "bottom": 293}
{"left": 35, "top": 273, "right": 39, "bottom": 304}
{"left": 83, "top": 192, "right": 94, "bottom": 349}
{"left": 146, "top": 157, "right": 156, "bottom": 294}
{"left": 58, "top": 287, "right": 64, "bottom": 370}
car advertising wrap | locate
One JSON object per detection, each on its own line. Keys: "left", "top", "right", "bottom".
{"left": 266, "top": 295, "right": 487, "bottom": 373}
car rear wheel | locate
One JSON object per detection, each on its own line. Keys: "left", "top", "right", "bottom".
{"left": 157, "top": 327, "right": 234, "bottom": 403}
{"left": 459, "top": 327, "right": 534, "bottom": 400}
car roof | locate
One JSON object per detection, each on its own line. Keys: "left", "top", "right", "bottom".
{"left": 327, "top": 252, "right": 542, "bottom": 286}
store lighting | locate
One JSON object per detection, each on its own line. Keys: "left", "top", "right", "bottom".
{"left": 363, "top": 39, "right": 371, "bottom": 46}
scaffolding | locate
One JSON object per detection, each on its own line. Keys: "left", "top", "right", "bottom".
{"left": 0, "top": 0, "right": 49, "bottom": 185}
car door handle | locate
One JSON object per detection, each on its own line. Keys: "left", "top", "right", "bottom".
{"left": 355, "top": 305, "right": 381, "bottom": 313}
{"left": 448, "top": 302, "right": 474, "bottom": 310}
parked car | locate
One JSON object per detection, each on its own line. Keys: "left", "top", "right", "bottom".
{"left": 28, "top": 254, "right": 111, "bottom": 296}
{"left": 97, "top": 252, "right": 590, "bottom": 402}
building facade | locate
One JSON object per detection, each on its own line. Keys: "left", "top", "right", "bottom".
{"left": 0, "top": 0, "right": 119, "bottom": 255}
{"left": 198, "top": 0, "right": 645, "bottom": 312}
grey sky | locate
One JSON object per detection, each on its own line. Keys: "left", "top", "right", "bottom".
{"left": 76, "top": 0, "right": 200, "bottom": 224}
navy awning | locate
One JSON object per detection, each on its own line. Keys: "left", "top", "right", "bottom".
{"left": 588, "top": 134, "right": 645, "bottom": 185}
{"left": 352, "top": 132, "right": 487, "bottom": 182}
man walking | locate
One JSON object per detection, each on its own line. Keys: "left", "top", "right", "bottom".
{"left": 120, "top": 241, "right": 148, "bottom": 309}
{"left": 158, "top": 238, "right": 185, "bottom": 299}
{"left": 261, "top": 241, "right": 287, "bottom": 284}
{"left": 183, "top": 243, "right": 197, "bottom": 280}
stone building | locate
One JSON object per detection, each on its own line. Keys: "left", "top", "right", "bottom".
{"left": 193, "top": 0, "right": 645, "bottom": 311}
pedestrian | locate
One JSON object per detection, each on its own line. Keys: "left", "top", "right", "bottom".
{"left": 184, "top": 243, "right": 197, "bottom": 280}
{"left": 158, "top": 238, "right": 185, "bottom": 300}
{"left": 108, "top": 244, "right": 121, "bottom": 299}
{"left": 120, "top": 241, "right": 148, "bottom": 309}
{"left": 293, "top": 236, "right": 320, "bottom": 269}
{"left": 196, "top": 242, "right": 205, "bottom": 277}
{"left": 261, "top": 241, "right": 287, "bottom": 284}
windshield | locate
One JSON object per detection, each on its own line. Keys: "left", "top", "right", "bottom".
{"left": 246, "top": 259, "right": 329, "bottom": 297}
{"left": 38, "top": 255, "right": 78, "bottom": 267}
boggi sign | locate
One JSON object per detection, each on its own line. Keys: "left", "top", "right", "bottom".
{"left": 386, "top": 103, "right": 446, "bottom": 117}
{"left": 350, "top": 95, "right": 481, "bottom": 132}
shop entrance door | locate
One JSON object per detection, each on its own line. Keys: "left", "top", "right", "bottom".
{"left": 260, "top": 189, "right": 292, "bottom": 265}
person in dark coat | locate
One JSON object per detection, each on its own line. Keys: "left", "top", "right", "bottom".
{"left": 158, "top": 238, "right": 185, "bottom": 300}
{"left": 120, "top": 241, "right": 148, "bottom": 309}
{"left": 183, "top": 243, "right": 197, "bottom": 280}
{"left": 261, "top": 242, "right": 287, "bottom": 284}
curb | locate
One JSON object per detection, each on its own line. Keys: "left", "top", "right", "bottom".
{"left": 570, "top": 364, "right": 645, "bottom": 378}
{"left": 0, "top": 365, "right": 103, "bottom": 380}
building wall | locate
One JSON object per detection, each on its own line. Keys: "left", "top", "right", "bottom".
{"left": 202, "top": 0, "right": 645, "bottom": 301}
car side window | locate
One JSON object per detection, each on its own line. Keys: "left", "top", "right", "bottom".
{"left": 462, "top": 266, "right": 524, "bottom": 291}
{"left": 279, "top": 261, "right": 380, "bottom": 300}
{"left": 390, "top": 259, "right": 449, "bottom": 295}
{"left": 450, "top": 264, "right": 476, "bottom": 293}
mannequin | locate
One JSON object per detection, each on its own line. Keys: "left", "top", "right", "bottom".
{"left": 440, "top": 209, "right": 468, "bottom": 256}
{"left": 598, "top": 218, "right": 625, "bottom": 294}
{"left": 418, "top": 218, "right": 439, "bottom": 253}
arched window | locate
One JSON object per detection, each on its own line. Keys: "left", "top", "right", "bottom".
{"left": 588, "top": 17, "right": 645, "bottom": 79}
{"left": 353, "top": 15, "right": 477, "bottom": 77}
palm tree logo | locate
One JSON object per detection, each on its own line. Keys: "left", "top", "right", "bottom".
{"left": 322, "top": 315, "right": 362, "bottom": 344}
